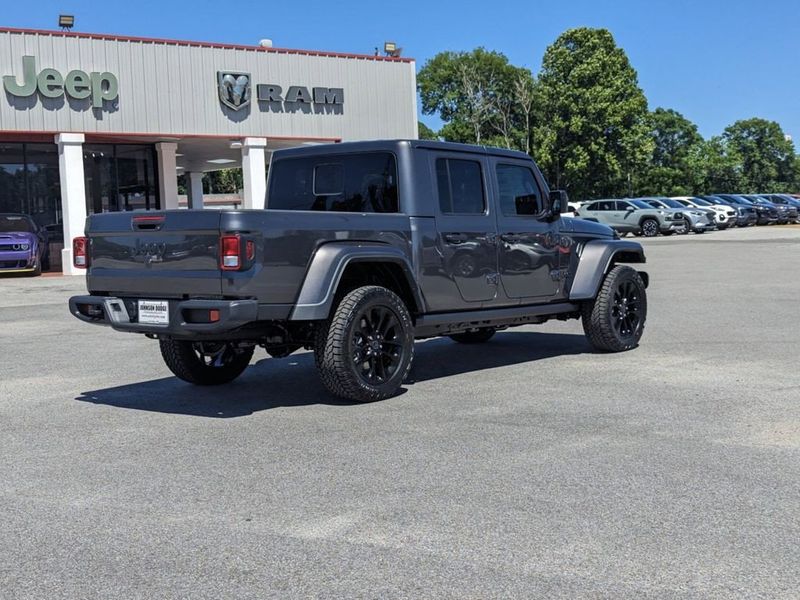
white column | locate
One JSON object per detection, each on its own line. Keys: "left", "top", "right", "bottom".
{"left": 56, "top": 133, "right": 87, "bottom": 276}
{"left": 155, "top": 142, "right": 179, "bottom": 209}
{"left": 241, "top": 137, "right": 267, "bottom": 209}
{"left": 187, "top": 172, "right": 204, "bottom": 209}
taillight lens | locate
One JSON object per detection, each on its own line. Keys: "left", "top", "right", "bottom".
{"left": 73, "top": 236, "right": 89, "bottom": 268}
{"left": 220, "top": 235, "right": 241, "bottom": 270}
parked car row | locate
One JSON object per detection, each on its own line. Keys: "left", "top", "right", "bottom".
{"left": 569, "top": 194, "right": 800, "bottom": 237}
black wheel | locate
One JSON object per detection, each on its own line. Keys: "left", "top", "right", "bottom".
{"left": 30, "top": 258, "right": 42, "bottom": 277}
{"left": 159, "top": 339, "right": 254, "bottom": 385}
{"left": 315, "top": 286, "right": 414, "bottom": 402}
{"left": 582, "top": 265, "right": 647, "bottom": 352}
{"left": 640, "top": 218, "right": 659, "bottom": 237}
{"left": 449, "top": 328, "right": 496, "bottom": 344}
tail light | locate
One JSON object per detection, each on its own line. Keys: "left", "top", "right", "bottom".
{"left": 220, "top": 235, "right": 241, "bottom": 270}
{"left": 220, "top": 235, "right": 256, "bottom": 271}
{"left": 73, "top": 236, "right": 89, "bottom": 268}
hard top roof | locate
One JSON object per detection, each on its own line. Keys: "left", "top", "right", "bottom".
{"left": 271, "top": 139, "right": 532, "bottom": 161}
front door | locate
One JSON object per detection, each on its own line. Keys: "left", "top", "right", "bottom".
{"left": 490, "top": 159, "right": 562, "bottom": 301}
{"left": 433, "top": 155, "right": 498, "bottom": 305}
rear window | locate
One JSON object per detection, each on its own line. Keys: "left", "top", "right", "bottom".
{"left": 436, "top": 158, "right": 486, "bottom": 214}
{"left": 267, "top": 152, "right": 399, "bottom": 213}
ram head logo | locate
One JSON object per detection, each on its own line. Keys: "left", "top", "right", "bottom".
{"left": 217, "top": 71, "right": 252, "bottom": 110}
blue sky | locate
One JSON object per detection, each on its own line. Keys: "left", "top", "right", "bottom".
{"left": 4, "top": 0, "right": 799, "bottom": 141}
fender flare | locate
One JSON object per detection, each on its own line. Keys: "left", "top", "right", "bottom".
{"left": 289, "top": 242, "right": 425, "bottom": 321}
{"left": 569, "top": 240, "right": 647, "bottom": 301}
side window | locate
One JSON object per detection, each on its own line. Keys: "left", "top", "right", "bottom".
{"left": 616, "top": 201, "right": 632, "bottom": 211}
{"left": 267, "top": 152, "right": 399, "bottom": 213}
{"left": 586, "top": 202, "right": 599, "bottom": 211}
{"left": 495, "top": 164, "right": 542, "bottom": 216}
{"left": 597, "top": 201, "right": 614, "bottom": 211}
{"left": 436, "top": 158, "right": 486, "bottom": 214}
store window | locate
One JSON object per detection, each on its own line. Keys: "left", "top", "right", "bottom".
{"left": 83, "top": 144, "right": 159, "bottom": 213}
{"left": 0, "top": 142, "right": 61, "bottom": 236}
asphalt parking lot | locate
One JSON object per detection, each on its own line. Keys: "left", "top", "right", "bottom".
{"left": 2, "top": 225, "right": 799, "bottom": 599}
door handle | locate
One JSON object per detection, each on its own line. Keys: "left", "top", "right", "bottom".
{"left": 444, "top": 233, "right": 468, "bottom": 244}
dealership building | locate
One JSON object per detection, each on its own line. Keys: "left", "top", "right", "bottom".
{"left": 0, "top": 27, "right": 418, "bottom": 274}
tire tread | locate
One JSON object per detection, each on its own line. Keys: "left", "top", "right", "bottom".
{"left": 314, "top": 286, "right": 413, "bottom": 402}
{"left": 582, "top": 265, "right": 647, "bottom": 352}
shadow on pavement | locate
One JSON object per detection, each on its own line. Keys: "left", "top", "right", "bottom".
{"left": 76, "top": 332, "right": 589, "bottom": 418}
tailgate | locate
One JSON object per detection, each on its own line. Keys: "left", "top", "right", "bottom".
{"left": 86, "top": 211, "right": 223, "bottom": 297}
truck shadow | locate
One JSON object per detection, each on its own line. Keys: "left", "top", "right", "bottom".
{"left": 75, "top": 332, "right": 589, "bottom": 418}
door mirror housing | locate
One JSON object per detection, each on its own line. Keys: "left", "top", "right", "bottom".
{"left": 547, "top": 190, "right": 569, "bottom": 221}
{"left": 626, "top": 205, "right": 636, "bottom": 212}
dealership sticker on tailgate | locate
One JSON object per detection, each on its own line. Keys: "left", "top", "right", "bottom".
{"left": 138, "top": 300, "right": 169, "bottom": 325}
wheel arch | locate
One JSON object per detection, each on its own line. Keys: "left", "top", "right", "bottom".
{"left": 638, "top": 215, "right": 660, "bottom": 227}
{"left": 569, "top": 240, "right": 647, "bottom": 301}
{"left": 289, "top": 243, "right": 424, "bottom": 321}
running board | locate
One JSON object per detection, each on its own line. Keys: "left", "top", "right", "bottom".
{"left": 414, "top": 302, "right": 580, "bottom": 338}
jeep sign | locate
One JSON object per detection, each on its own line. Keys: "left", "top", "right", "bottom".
{"left": 3, "top": 56, "right": 119, "bottom": 109}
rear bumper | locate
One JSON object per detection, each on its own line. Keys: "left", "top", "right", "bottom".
{"left": 69, "top": 295, "right": 260, "bottom": 337}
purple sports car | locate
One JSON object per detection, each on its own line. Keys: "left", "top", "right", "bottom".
{"left": 0, "top": 214, "right": 50, "bottom": 276}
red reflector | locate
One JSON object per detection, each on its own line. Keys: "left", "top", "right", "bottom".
{"left": 73, "top": 236, "right": 88, "bottom": 268}
{"left": 209, "top": 309, "right": 221, "bottom": 323}
{"left": 220, "top": 235, "right": 241, "bottom": 270}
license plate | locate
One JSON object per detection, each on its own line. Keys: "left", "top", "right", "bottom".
{"left": 138, "top": 300, "right": 169, "bottom": 326}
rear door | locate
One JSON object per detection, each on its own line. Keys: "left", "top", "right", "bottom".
{"left": 432, "top": 154, "right": 498, "bottom": 306}
{"left": 490, "top": 157, "right": 561, "bottom": 301}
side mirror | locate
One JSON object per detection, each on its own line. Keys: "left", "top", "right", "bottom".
{"left": 548, "top": 190, "right": 569, "bottom": 220}
{"left": 626, "top": 206, "right": 635, "bottom": 212}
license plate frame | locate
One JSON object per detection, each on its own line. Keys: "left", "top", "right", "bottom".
{"left": 137, "top": 299, "right": 170, "bottom": 326}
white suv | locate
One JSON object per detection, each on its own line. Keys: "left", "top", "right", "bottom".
{"left": 672, "top": 196, "right": 736, "bottom": 229}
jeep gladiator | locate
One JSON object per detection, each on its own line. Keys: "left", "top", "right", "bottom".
{"left": 69, "top": 140, "right": 649, "bottom": 402}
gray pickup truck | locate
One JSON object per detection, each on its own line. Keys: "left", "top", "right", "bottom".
{"left": 69, "top": 140, "right": 649, "bottom": 402}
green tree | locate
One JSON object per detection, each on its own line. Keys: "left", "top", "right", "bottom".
{"left": 687, "top": 136, "right": 742, "bottom": 193}
{"left": 723, "top": 118, "right": 796, "bottom": 192}
{"left": 417, "top": 121, "right": 438, "bottom": 140}
{"left": 205, "top": 169, "right": 243, "bottom": 194}
{"left": 417, "top": 48, "right": 535, "bottom": 151}
{"left": 533, "top": 28, "right": 652, "bottom": 200}
{"left": 638, "top": 108, "right": 702, "bottom": 195}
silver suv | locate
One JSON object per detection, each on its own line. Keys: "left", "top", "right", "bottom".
{"left": 577, "top": 199, "right": 686, "bottom": 237}
{"left": 643, "top": 197, "right": 714, "bottom": 233}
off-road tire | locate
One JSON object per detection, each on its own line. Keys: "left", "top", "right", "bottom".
{"left": 314, "top": 286, "right": 414, "bottom": 403}
{"left": 582, "top": 265, "right": 647, "bottom": 352}
{"left": 640, "top": 218, "right": 659, "bottom": 237}
{"left": 449, "top": 328, "right": 496, "bottom": 344}
{"left": 159, "top": 339, "right": 254, "bottom": 385}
